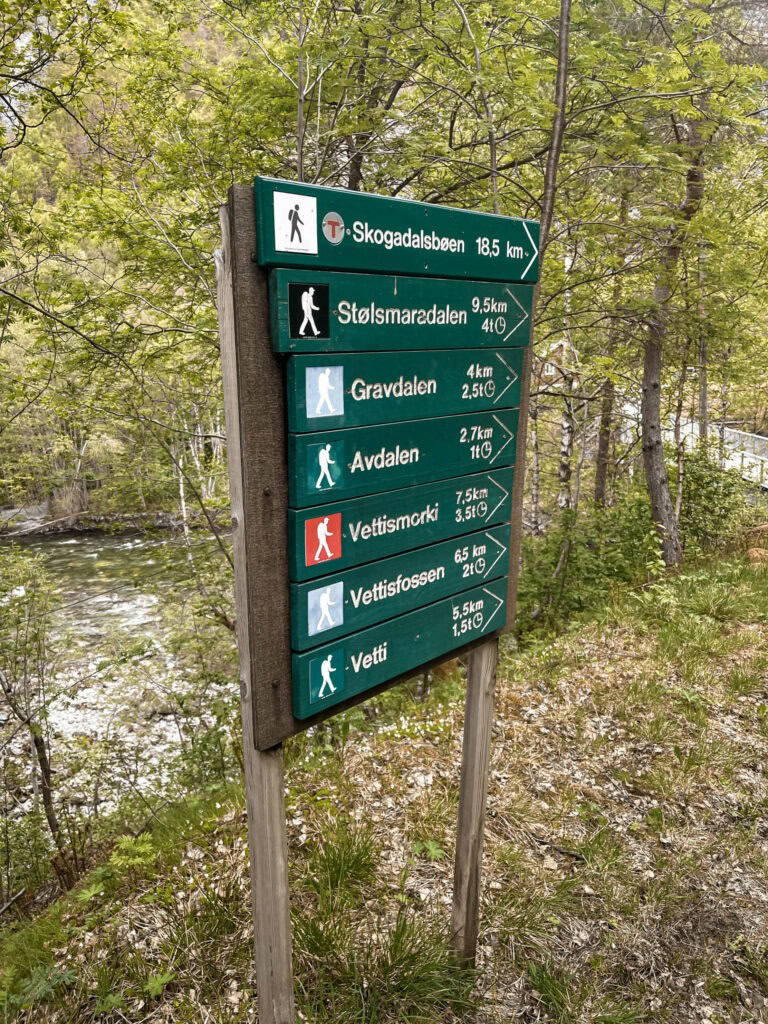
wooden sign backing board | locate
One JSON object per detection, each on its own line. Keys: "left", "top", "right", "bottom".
{"left": 219, "top": 184, "right": 519, "bottom": 752}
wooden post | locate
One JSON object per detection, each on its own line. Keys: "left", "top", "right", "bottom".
{"left": 451, "top": 636, "right": 498, "bottom": 965}
{"left": 217, "top": 189, "right": 295, "bottom": 1024}
{"left": 242, "top": 742, "right": 295, "bottom": 1024}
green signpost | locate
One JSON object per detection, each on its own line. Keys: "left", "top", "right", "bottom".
{"left": 290, "top": 523, "right": 510, "bottom": 651}
{"left": 288, "top": 467, "right": 515, "bottom": 581}
{"left": 288, "top": 409, "right": 519, "bottom": 507}
{"left": 255, "top": 177, "right": 539, "bottom": 282}
{"left": 270, "top": 269, "right": 534, "bottom": 353}
{"left": 292, "top": 576, "right": 508, "bottom": 718}
{"left": 219, "top": 178, "right": 540, "bottom": 1021}
{"left": 285, "top": 348, "right": 524, "bottom": 431}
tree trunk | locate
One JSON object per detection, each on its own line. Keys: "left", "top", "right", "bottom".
{"left": 698, "top": 336, "right": 708, "bottom": 442}
{"left": 530, "top": 397, "right": 540, "bottom": 534}
{"left": 538, "top": 0, "right": 571, "bottom": 250}
{"left": 558, "top": 387, "right": 574, "bottom": 510}
{"left": 642, "top": 312, "right": 682, "bottom": 565}
{"left": 641, "top": 126, "right": 704, "bottom": 567}
{"left": 719, "top": 344, "right": 731, "bottom": 465}
{"left": 572, "top": 398, "right": 589, "bottom": 513}
{"left": 297, "top": 0, "right": 305, "bottom": 182}
{"left": 697, "top": 246, "right": 708, "bottom": 442}
{"left": 594, "top": 377, "right": 614, "bottom": 505}
{"left": 672, "top": 351, "right": 690, "bottom": 525}
{"left": 595, "top": 195, "right": 627, "bottom": 505}
{"left": 31, "top": 728, "right": 60, "bottom": 843}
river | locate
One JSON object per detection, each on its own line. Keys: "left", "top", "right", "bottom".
{"left": 2, "top": 531, "right": 230, "bottom": 820}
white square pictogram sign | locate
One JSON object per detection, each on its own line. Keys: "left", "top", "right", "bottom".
{"left": 273, "top": 191, "right": 318, "bottom": 255}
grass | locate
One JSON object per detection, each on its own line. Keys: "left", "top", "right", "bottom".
{"left": 405, "top": 784, "right": 457, "bottom": 856}
{"left": 294, "top": 907, "right": 477, "bottom": 1023}
{"left": 526, "top": 960, "right": 583, "bottom": 1022}
{"left": 302, "top": 818, "right": 379, "bottom": 902}
{"left": 3, "top": 553, "right": 768, "bottom": 1022}
{"left": 495, "top": 869, "right": 582, "bottom": 961}
{"left": 726, "top": 653, "right": 768, "bottom": 697}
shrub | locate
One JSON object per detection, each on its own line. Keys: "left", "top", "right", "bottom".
{"left": 673, "top": 441, "right": 750, "bottom": 553}
{"left": 516, "top": 489, "right": 655, "bottom": 636}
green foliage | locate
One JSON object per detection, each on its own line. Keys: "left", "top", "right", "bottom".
{"left": 144, "top": 971, "right": 175, "bottom": 998}
{"left": 109, "top": 834, "right": 157, "bottom": 875}
{"left": 16, "top": 965, "right": 76, "bottom": 1006}
{"left": 496, "top": 869, "right": 582, "bottom": 961}
{"left": 727, "top": 655, "right": 768, "bottom": 696}
{"left": 411, "top": 839, "right": 446, "bottom": 862}
{"left": 519, "top": 461, "right": 757, "bottom": 641}
{"left": 517, "top": 491, "right": 655, "bottom": 636}
{"left": 0, "top": 548, "right": 61, "bottom": 893}
{"left": 728, "top": 938, "right": 768, "bottom": 994}
{"left": 675, "top": 442, "right": 750, "bottom": 553}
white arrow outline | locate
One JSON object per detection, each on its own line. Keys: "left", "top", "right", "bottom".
{"left": 521, "top": 222, "right": 539, "bottom": 281}
{"left": 502, "top": 287, "right": 530, "bottom": 341}
{"left": 481, "top": 586, "right": 505, "bottom": 630}
{"left": 484, "top": 474, "right": 510, "bottom": 521}
{"left": 492, "top": 352, "right": 519, "bottom": 405}
{"left": 489, "top": 414, "right": 515, "bottom": 465}
{"left": 482, "top": 531, "right": 508, "bottom": 578}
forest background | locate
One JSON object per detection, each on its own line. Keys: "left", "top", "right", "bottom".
{"left": 2, "top": 0, "right": 768, "bottom": 933}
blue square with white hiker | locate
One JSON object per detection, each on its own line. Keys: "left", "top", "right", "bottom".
{"left": 306, "top": 366, "right": 344, "bottom": 419}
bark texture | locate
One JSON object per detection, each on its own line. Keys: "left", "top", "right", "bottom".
{"left": 642, "top": 125, "right": 704, "bottom": 566}
{"left": 594, "top": 377, "right": 614, "bottom": 505}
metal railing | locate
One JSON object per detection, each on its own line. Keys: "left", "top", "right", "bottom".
{"left": 620, "top": 406, "right": 768, "bottom": 489}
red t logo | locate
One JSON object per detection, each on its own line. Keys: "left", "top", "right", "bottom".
{"left": 304, "top": 513, "right": 342, "bottom": 566}
{"left": 322, "top": 212, "right": 345, "bottom": 245}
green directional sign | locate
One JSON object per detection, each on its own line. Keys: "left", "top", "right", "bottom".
{"left": 285, "top": 348, "right": 524, "bottom": 432}
{"left": 269, "top": 270, "right": 534, "bottom": 353}
{"left": 255, "top": 177, "right": 539, "bottom": 283}
{"left": 292, "top": 576, "right": 508, "bottom": 718}
{"left": 289, "top": 468, "right": 514, "bottom": 582}
{"left": 288, "top": 409, "right": 519, "bottom": 508}
{"left": 290, "top": 523, "right": 510, "bottom": 651}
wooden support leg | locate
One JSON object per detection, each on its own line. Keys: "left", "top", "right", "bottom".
{"left": 243, "top": 736, "right": 295, "bottom": 1024}
{"left": 451, "top": 637, "right": 498, "bottom": 965}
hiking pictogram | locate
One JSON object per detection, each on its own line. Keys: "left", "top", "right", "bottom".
{"left": 300, "top": 287, "right": 320, "bottom": 337}
{"left": 288, "top": 283, "right": 330, "bottom": 340}
{"left": 318, "top": 654, "right": 337, "bottom": 697}
{"left": 304, "top": 512, "right": 342, "bottom": 566}
{"left": 316, "top": 443, "right": 336, "bottom": 489}
{"left": 307, "top": 581, "right": 344, "bottom": 637}
{"left": 272, "top": 191, "right": 318, "bottom": 254}
{"left": 289, "top": 203, "right": 303, "bottom": 244}
{"left": 305, "top": 364, "right": 346, "bottom": 422}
